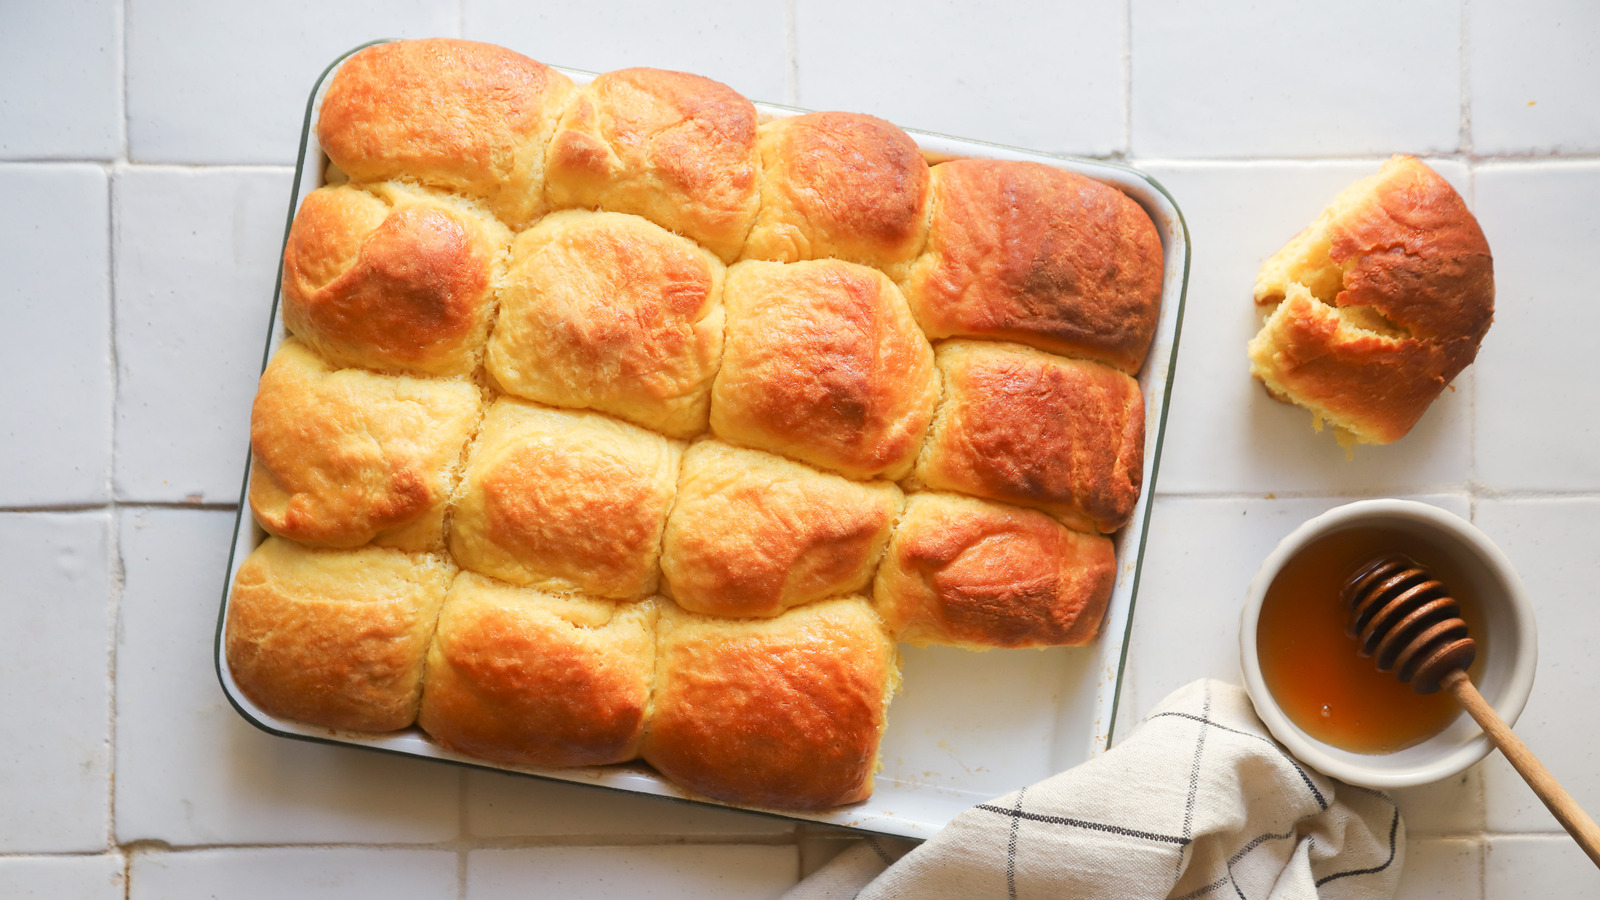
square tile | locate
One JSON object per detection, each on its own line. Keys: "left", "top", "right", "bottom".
{"left": 126, "top": 0, "right": 458, "bottom": 165}
{"left": 1470, "top": 0, "right": 1600, "bottom": 155}
{"left": 466, "top": 771, "right": 794, "bottom": 838}
{"left": 794, "top": 0, "right": 1124, "bottom": 156}
{"left": 128, "top": 848, "right": 457, "bottom": 900}
{"left": 1393, "top": 765, "right": 1485, "bottom": 837}
{"left": 0, "top": 855, "right": 124, "bottom": 900}
{"left": 1473, "top": 162, "right": 1600, "bottom": 491}
{"left": 464, "top": 0, "right": 789, "bottom": 104}
{"left": 0, "top": 164, "right": 112, "bottom": 505}
{"left": 113, "top": 165, "right": 291, "bottom": 504}
{"left": 1131, "top": 0, "right": 1460, "bottom": 157}
{"left": 0, "top": 513, "right": 112, "bottom": 852}
{"left": 1474, "top": 499, "right": 1600, "bottom": 833}
{"left": 1137, "top": 161, "right": 1474, "bottom": 494}
{"left": 1484, "top": 835, "right": 1596, "bottom": 899}
{"left": 114, "top": 508, "right": 461, "bottom": 845}
{"left": 1116, "top": 494, "right": 1469, "bottom": 741}
{"left": 0, "top": 0, "right": 121, "bottom": 159}
{"left": 468, "top": 845, "right": 798, "bottom": 900}
{"left": 1394, "top": 838, "right": 1481, "bottom": 900}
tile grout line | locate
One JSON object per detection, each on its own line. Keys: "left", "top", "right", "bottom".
{"left": 785, "top": 0, "right": 799, "bottom": 107}
{"left": 1123, "top": 0, "right": 1133, "bottom": 158}
{"left": 115, "top": 1, "right": 132, "bottom": 894}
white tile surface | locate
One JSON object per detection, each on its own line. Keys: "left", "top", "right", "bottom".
{"left": 1137, "top": 161, "right": 1474, "bottom": 495}
{"left": 0, "top": 513, "right": 112, "bottom": 853}
{"left": 0, "top": 855, "right": 125, "bottom": 900}
{"left": 128, "top": 847, "right": 458, "bottom": 900}
{"left": 1473, "top": 162, "right": 1600, "bottom": 491}
{"left": 1483, "top": 835, "right": 1597, "bottom": 899}
{"left": 1394, "top": 838, "right": 1482, "bottom": 900}
{"left": 468, "top": 845, "right": 798, "bottom": 900}
{"left": 793, "top": 0, "right": 1124, "bottom": 156}
{"left": 466, "top": 771, "right": 795, "bottom": 838}
{"left": 1470, "top": 0, "right": 1600, "bottom": 154}
{"left": 1394, "top": 765, "right": 1486, "bottom": 837}
{"left": 112, "top": 165, "right": 291, "bottom": 504}
{"left": 0, "top": 0, "right": 121, "bottom": 160}
{"left": 1473, "top": 499, "right": 1600, "bottom": 834}
{"left": 1131, "top": 0, "right": 1461, "bottom": 158}
{"left": 465, "top": 0, "right": 789, "bottom": 104}
{"left": 114, "top": 508, "right": 461, "bottom": 845}
{"left": 0, "top": 164, "right": 112, "bottom": 506}
{"left": 126, "top": 0, "right": 456, "bottom": 165}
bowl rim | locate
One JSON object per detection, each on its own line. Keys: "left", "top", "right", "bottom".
{"left": 1239, "top": 498, "right": 1538, "bottom": 788}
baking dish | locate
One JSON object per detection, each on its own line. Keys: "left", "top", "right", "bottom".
{"left": 215, "top": 40, "right": 1191, "bottom": 840}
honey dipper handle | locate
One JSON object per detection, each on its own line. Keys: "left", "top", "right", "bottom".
{"left": 1444, "top": 669, "right": 1600, "bottom": 869}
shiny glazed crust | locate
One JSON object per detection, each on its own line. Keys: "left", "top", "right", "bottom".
{"left": 1250, "top": 155, "right": 1494, "bottom": 445}
{"left": 448, "top": 399, "right": 683, "bottom": 599}
{"left": 316, "top": 38, "right": 576, "bottom": 229}
{"left": 900, "top": 159, "right": 1164, "bottom": 375}
{"left": 742, "top": 112, "right": 931, "bottom": 272}
{"left": 660, "top": 441, "right": 902, "bottom": 618}
{"left": 418, "top": 576, "right": 657, "bottom": 766}
{"left": 248, "top": 339, "right": 482, "bottom": 551}
{"left": 641, "top": 598, "right": 899, "bottom": 810}
{"left": 710, "top": 259, "right": 938, "bottom": 480}
{"left": 485, "top": 210, "right": 725, "bottom": 439}
{"left": 545, "top": 68, "right": 760, "bottom": 263}
{"left": 913, "top": 341, "right": 1145, "bottom": 533}
{"left": 280, "top": 182, "right": 512, "bottom": 377}
{"left": 224, "top": 538, "right": 455, "bottom": 732}
{"left": 874, "top": 493, "right": 1116, "bottom": 648}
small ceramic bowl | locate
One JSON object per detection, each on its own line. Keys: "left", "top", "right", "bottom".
{"left": 1239, "top": 499, "right": 1537, "bottom": 788}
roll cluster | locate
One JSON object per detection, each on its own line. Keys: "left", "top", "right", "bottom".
{"left": 227, "top": 38, "right": 1165, "bottom": 811}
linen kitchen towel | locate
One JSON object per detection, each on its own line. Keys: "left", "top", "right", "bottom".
{"left": 788, "top": 679, "right": 1403, "bottom": 900}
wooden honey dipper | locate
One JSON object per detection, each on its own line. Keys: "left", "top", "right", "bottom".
{"left": 1344, "top": 553, "right": 1600, "bottom": 868}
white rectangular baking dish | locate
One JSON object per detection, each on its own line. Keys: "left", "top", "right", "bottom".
{"left": 215, "top": 41, "right": 1190, "bottom": 840}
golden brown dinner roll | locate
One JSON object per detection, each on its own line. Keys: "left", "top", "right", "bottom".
{"left": 710, "top": 259, "right": 938, "bottom": 480}
{"left": 316, "top": 38, "right": 576, "bottom": 228}
{"left": 742, "top": 112, "right": 931, "bottom": 272}
{"left": 544, "top": 68, "right": 761, "bottom": 263}
{"left": 660, "top": 441, "right": 902, "bottom": 618}
{"left": 248, "top": 339, "right": 482, "bottom": 551}
{"left": 485, "top": 211, "right": 725, "bottom": 439}
{"left": 1249, "top": 155, "right": 1495, "bottom": 445}
{"left": 642, "top": 598, "right": 899, "bottom": 810}
{"left": 874, "top": 493, "right": 1116, "bottom": 648}
{"left": 418, "top": 575, "right": 657, "bottom": 767}
{"left": 448, "top": 399, "right": 683, "bottom": 599}
{"left": 280, "top": 182, "right": 512, "bottom": 377}
{"left": 900, "top": 159, "right": 1164, "bottom": 375}
{"left": 225, "top": 538, "right": 455, "bottom": 732}
{"left": 913, "top": 341, "right": 1144, "bottom": 534}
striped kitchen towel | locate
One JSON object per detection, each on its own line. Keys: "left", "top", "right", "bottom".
{"left": 789, "top": 679, "right": 1403, "bottom": 900}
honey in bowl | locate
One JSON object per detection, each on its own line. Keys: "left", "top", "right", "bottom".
{"left": 1256, "top": 525, "right": 1487, "bottom": 755}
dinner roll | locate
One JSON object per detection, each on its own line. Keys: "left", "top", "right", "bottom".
{"left": 742, "top": 112, "right": 931, "bottom": 272}
{"left": 710, "top": 259, "right": 938, "bottom": 480}
{"left": 642, "top": 597, "right": 899, "bottom": 811}
{"left": 248, "top": 339, "right": 482, "bottom": 551}
{"left": 418, "top": 575, "right": 657, "bottom": 767}
{"left": 874, "top": 493, "right": 1116, "bottom": 648}
{"left": 316, "top": 38, "right": 576, "bottom": 228}
{"left": 224, "top": 538, "right": 455, "bottom": 732}
{"left": 660, "top": 441, "right": 902, "bottom": 618}
{"left": 281, "top": 182, "right": 511, "bottom": 377}
{"left": 448, "top": 399, "right": 683, "bottom": 599}
{"left": 486, "top": 211, "right": 725, "bottom": 439}
{"left": 901, "top": 159, "right": 1163, "bottom": 375}
{"left": 545, "top": 68, "right": 760, "bottom": 263}
{"left": 1250, "top": 155, "right": 1495, "bottom": 445}
{"left": 913, "top": 341, "right": 1144, "bottom": 534}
